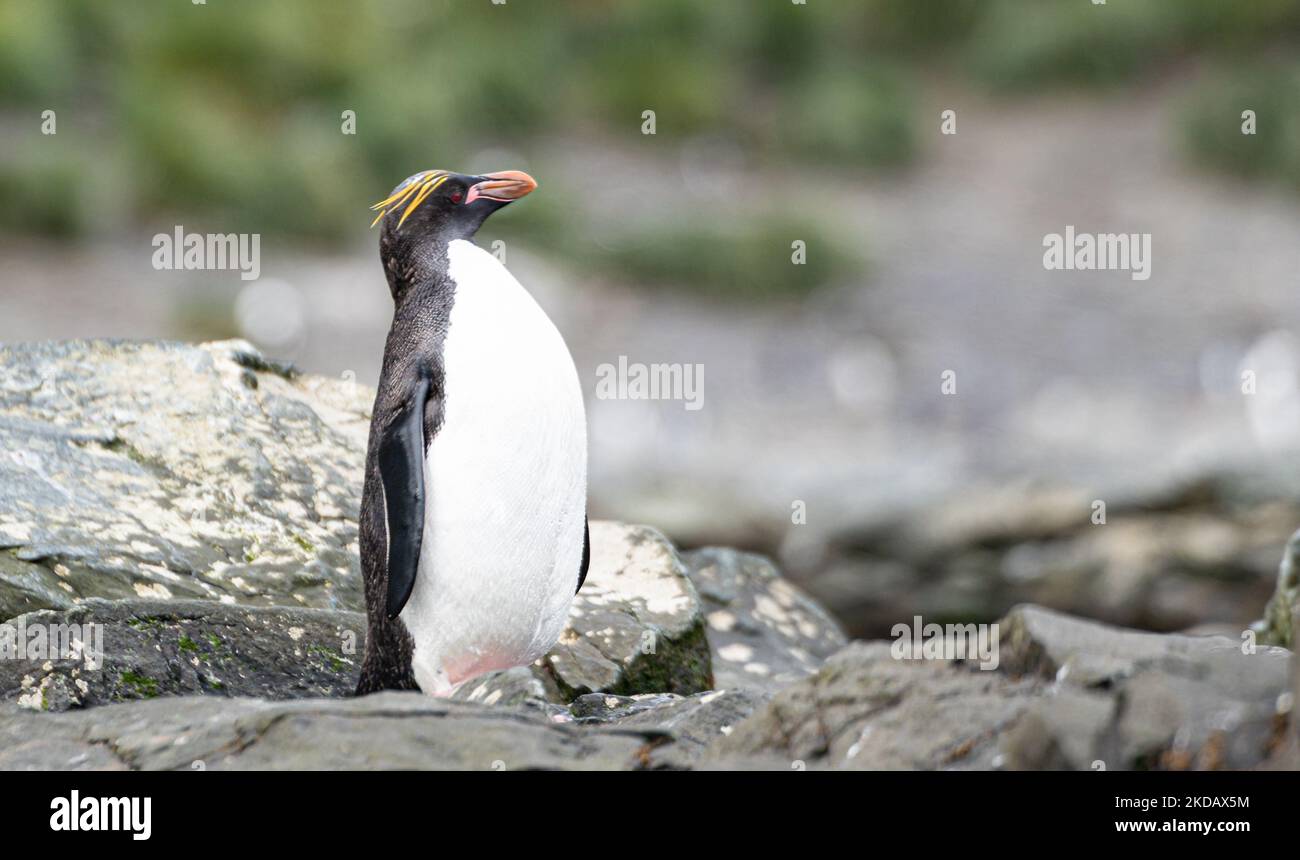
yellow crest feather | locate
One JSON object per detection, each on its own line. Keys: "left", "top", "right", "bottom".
{"left": 369, "top": 170, "right": 449, "bottom": 229}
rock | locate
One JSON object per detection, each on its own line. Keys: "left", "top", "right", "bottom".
{"left": 712, "top": 605, "right": 1294, "bottom": 771}
{"left": 999, "top": 603, "right": 1286, "bottom": 688}
{"left": 802, "top": 473, "right": 1296, "bottom": 639}
{"left": 566, "top": 688, "right": 765, "bottom": 763}
{"left": 682, "top": 546, "right": 846, "bottom": 693}
{"left": 0, "top": 339, "right": 371, "bottom": 618}
{"left": 0, "top": 693, "right": 683, "bottom": 771}
{"left": 541, "top": 522, "right": 712, "bottom": 698}
{"left": 1275, "top": 608, "right": 1300, "bottom": 768}
{"left": 0, "top": 682, "right": 769, "bottom": 770}
{"left": 997, "top": 605, "right": 1292, "bottom": 770}
{"left": 0, "top": 337, "right": 858, "bottom": 769}
{"left": 1260, "top": 527, "right": 1300, "bottom": 648}
{"left": 0, "top": 599, "right": 364, "bottom": 710}
{"left": 0, "top": 340, "right": 718, "bottom": 702}
{"left": 1, "top": 526, "right": 716, "bottom": 711}
{"left": 709, "top": 641, "right": 1040, "bottom": 770}
{"left": 451, "top": 666, "right": 564, "bottom": 709}
{"left": 454, "top": 524, "right": 716, "bottom": 703}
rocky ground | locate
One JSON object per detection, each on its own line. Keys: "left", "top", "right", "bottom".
{"left": 0, "top": 340, "right": 1296, "bottom": 769}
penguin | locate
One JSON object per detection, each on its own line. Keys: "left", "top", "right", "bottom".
{"left": 355, "top": 168, "right": 589, "bottom": 696}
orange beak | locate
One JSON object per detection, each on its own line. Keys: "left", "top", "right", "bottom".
{"left": 465, "top": 170, "right": 537, "bottom": 204}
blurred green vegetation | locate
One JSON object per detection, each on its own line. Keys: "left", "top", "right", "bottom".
{"left": 0, "top": 0, "right": 1298, "bottom": 296}
{"left": 1179, "top": 60, "right": 1300, "bottom": 191}
{"left": 596, "top": 217, "right": 859, "bottom": 302}
{"left": 967, "top": 0, "right": 1300, "bottom": 92}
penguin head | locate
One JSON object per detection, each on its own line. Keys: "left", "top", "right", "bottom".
{"left": 371, "top": 169, "right": 537, "bottom": 246}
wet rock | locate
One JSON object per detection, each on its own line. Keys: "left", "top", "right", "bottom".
{"left": 683, "top": 546, "right": 846, "bottom": 693}
{"left": 0, "top": 599, "right": 363, "bottom": 710}
{"left": 0, "top": 339, "right": 371, "bottom": 618}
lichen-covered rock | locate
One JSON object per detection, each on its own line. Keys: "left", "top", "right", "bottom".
{"left": 0, "top": 599, "right": 363, "bottom": 710}
{"left": 0, "top": 339, "right": 371, "bottom": 619}
{"left": 542, "top": 522, "right": 712, "bottom": 698}
{"left": 0, "top": 340, "right": 720, "bottom": 703}
{"left": 452, "top": 525, "right": 717, "bottom": 704}
{"left": 0, "top": 337, "right": 856, "bottom": 769}
{"left": 2, "top": 527, "right": 718, "bottom": 713}
{"left": 1260, "top": 527, "right": 1300, "bottom": 648}
{"left": 682, "top": 546, "right": 846, "bottom": 693}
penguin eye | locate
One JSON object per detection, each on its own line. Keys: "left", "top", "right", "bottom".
{"left": 449, "top": 189, "right": 464, "bottom": 204}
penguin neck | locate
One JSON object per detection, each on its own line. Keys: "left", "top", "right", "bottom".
{"left": 385, "top": 236, "right": 461, "bottom": 309}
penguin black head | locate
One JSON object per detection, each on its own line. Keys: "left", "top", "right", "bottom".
{"left": 371, "top": 168, "right": 537, "bottom": 247}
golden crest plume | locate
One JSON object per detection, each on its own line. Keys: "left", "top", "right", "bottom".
{"left": 369, "top": 170, "right": 450, "bottom": 228}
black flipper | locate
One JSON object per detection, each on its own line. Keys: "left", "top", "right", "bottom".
{"left": 378, "top": 375, "right": 430, "bottom": 619}
{"left": 576, "top": 515, "right": 590, "bottom": 593}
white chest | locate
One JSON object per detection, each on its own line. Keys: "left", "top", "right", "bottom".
{"left": 399, "top": 239, "right": 587, "bottom": 694}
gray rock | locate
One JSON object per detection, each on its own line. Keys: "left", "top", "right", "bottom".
{"left": 683, "top": 546, "right": 846, "bottom": 693}
{"left": 451, "top": 666, "right": 564, "bottom": 709}
{"left": 0, "top": 682, "right": 770, "bottom": 771}
{"left": 1, "top": 527, "right": 716, "bottom": 712}
{"left": 709, "top": 641, "right": 1040, "bottom": 770}
{"left": 566, "top": 688, "right": 765, "bottom": 763}
{"left": 541, "top": 522, "right": 712, "bottom": 698}
{"left": 0, "top": 599, "right": 364, "bottom": 710}
{"left": 0, "top": 693, "right": 681, "bottom": 771}
{"left": 0, "top": 337, "right": 856, "bottom": 769}
{"left": 453, "top": 524, "right": 716, "bottom": 703}
{"left": 805, "top": 474, "right": 1294, "bottom": 639}
{"left": 0, "top": 339, "right": 371, "bottom": 618}
{"left": 0, "top": 339, "right": 718, "bottom": 702}
{"left": 999, "top": 603, "right": 1287, "bottom": 689}
{"left": 997, "top": 604, "right": 1293, "bottom": 770}
{"left": 712, "top": 605, "right": 1294, "bottom": 771}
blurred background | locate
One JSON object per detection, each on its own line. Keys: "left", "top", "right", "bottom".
{"left": 3, "top": 0, "right": 1300, "bottom": 639}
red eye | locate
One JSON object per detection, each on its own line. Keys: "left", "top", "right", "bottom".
{"left": 450, "top": 190, "right": 464, "bottom": 204}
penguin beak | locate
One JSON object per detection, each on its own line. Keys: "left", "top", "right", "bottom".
{"left": 465, "top": 170, "right": 537, "bottom": 204}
